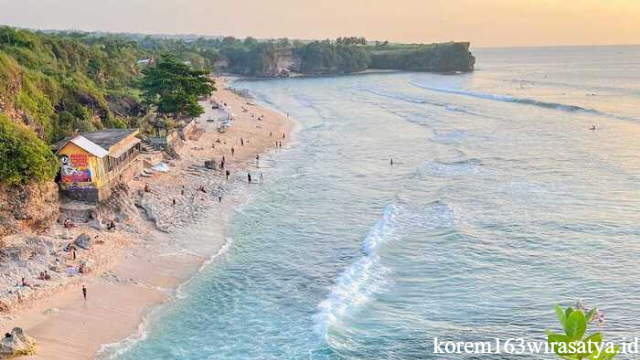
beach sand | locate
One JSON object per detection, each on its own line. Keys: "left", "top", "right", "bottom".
{"left": 1, "top": 77, "right": 293, "bottom": 360}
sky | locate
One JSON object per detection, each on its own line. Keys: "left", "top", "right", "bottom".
{"left": 0, "top": 0, "right": 639, "bottom": 47}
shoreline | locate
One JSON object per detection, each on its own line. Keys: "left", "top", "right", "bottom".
{"left": 0, "top": 77, "right": 294, "bottom": 360}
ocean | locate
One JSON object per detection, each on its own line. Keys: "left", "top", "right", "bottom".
{"left": 106, "top": 45, "right": 640, "bottom": 359}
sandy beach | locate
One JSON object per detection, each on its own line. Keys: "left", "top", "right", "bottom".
{"left": 0, "top": 77, "right": 293, "bottom": 360}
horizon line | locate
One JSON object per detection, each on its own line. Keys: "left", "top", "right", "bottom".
{"left": 3, "top": 23, "right": 640, "bottom": 49}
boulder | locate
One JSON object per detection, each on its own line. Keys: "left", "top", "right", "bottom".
{"left": 204, "top": 160, "right": 217, "bottom": 170}
{"left": 73, "top": 233, "right": 93, "bottom": 250}
{"left": 88, "top": 218, "right": 103, "bottom": 230}
{"left": 0, "top": 327, "right": 36, "bottom": 358}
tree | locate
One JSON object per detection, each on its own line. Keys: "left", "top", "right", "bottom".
{"left": 139, "top": 54, "right": 215, "bottom": 118}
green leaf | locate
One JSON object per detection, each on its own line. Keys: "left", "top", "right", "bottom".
{"left": 556, "top": 305, "right": 567, "bottom": 327}
{"left": 548, "top": 333, "right": 573, "bottom": 357}
{"left": 566, "top": 310, "right": 586, "bottom": 341}
{"left": 581, "top": 333, "right": 603, "bottom": 358}
{"left": 590, "top": 344, "right": 619, "bottom": 360}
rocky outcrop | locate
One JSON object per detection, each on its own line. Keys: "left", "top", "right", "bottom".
{"left": 0, "top": 182, "right": 59, "bottom": 237}
{"left": 73, "top": 233, "right": 93, "bottom": 250}
{"left": 370, "top": 42, "right": 476, "bottom": 73}
{"left": 0, "top": 327, "right": 36, "bottom": 358}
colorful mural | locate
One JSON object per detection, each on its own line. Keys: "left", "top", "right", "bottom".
{"left": 59, "top": 154, "right": 92, "bottom": 183}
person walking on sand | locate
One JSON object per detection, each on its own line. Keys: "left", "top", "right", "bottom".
{"left": 226, "top": 170, "right": 231, "bottom": 180}
{"left": 256, "top": 154, "right": 260, "bottom": 167}
{"left": 82, "top": 285, "right": 87, "bottom": 300}
{"left": 248, "top": 172, "right": 252, "bottom": 184}
{"left": 231, "top": 147, "right": 235, "bottom": 156}
{"left": 241, "top": 138, "right": 244, "bottom": 146}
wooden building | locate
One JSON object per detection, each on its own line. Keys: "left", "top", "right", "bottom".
{"left": 52, "top": 129, "right": 141, "bottom": 203}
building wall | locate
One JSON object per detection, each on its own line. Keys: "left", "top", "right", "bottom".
{"left": 56, "top": 132, "right": 141, "bottom": 204}
{"left": 57, "top": 142, "right": 103, "bottom": 189}
{"left": 57, "top": 142, "right": 103, "bottom": 203}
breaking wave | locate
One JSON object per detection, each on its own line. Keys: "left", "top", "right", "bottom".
{"left": 313, "top": 202, "right": 453, "bottom": 339}
{"left": 410, "top": 82, "right": 604, "bottom": 115}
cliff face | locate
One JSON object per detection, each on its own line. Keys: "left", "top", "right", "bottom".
{"left": 0, "top": 182, "right": 59, "bottom": 237}
{"left": 370, "top": 42, "right": 475, "bottom": 73}
{"left": 218, "top": 41, "right": 475, "bottom": 77}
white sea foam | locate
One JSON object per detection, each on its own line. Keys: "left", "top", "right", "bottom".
{"left": 410, "top": 81, "right": 603, "bottom": 115}
{"left": 313, "top": 203, "right": 453, "bottom": 339}
{"left": 176, "top": 236, "right": 234, "bottom": 300}
{"left": 313, "top": 204, "right": 399, "bottom": 338}
{"left": 96, "top": 311, "right": 152, "bottom": 360}
{"left": 96, "top": 236, "right": 234, "bottom": 359}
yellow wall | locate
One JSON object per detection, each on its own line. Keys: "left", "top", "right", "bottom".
{"left": 57, "top": 142, "right": 105, "bottom": 190}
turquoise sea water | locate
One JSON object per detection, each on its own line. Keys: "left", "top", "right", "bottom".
{"left": 111, "top": 46, "right": 640, "bottom": 359}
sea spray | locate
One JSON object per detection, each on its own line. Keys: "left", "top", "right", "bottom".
{"left": 313, "top": 204, "right": 400, "bottom": 338}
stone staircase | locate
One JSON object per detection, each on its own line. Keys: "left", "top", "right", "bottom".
{"left": 141, "top": 142, "right": 162, "bottom": 154}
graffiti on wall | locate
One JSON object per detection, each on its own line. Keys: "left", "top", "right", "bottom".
{"left": 59, "top": 154, "right": 92, "bottom": 183}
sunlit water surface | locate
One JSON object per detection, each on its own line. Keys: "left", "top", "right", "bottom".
{"left": 111, "top": 46, "right": 640, "bottom": 360}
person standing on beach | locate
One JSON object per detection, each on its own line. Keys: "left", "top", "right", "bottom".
{"left": 82, "top": 285, "right": 87, "bottom": 300}
{"left": 256, "top": 154, "right": 260, "bottom": 167}
{"left": 260, "top": 173, "right": 264, "bottom": 185}
{"left": 390, "top": 158, "right": 394, "bottom": 166}
{"left": 231, "top": 147, "right": 235, "bottom": 156}
{"left": 226, "top": 170, "right": 231, "bottom": 180}
{"left": 248, "top": 172, "right": 252, "bottom": 183}
{"left": 241, "top": 138, "right": 244, "bottom": 146}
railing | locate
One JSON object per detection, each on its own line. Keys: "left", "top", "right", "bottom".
{"left": 103, "top": 149, "right": 140, "bottom": 184}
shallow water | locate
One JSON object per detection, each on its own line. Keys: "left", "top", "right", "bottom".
{"left": 112, "top": 46, "right": 640, "bottom": 359}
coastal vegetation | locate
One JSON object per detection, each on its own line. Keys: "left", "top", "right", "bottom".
{"left": 370, "top": 42, "right": 476, "bottom": 72}
{"left": 0, "top": 25, "right": 474, "bottom": 187}
{"left": 0, "top": 114, "right": 58, "bottom": 186}
{"left": 548, "top": 305, "right": 618, "bottom": 359}
{"left": 139, "top": 54, "right": 215, "bottom": 118}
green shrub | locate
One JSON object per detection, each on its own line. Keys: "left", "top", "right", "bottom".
{"left": 547, "top": 304, "right": 618, "bottom": 359}
{"left": 0, "top": 114, "right": 58, "bottom": 186}
{"left": 15, "top": 71, "right": 56, "bottom": 141}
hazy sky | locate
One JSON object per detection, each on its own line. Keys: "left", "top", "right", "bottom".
{"left": 1, "top": 0, "right": 639, "bottom": 47}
